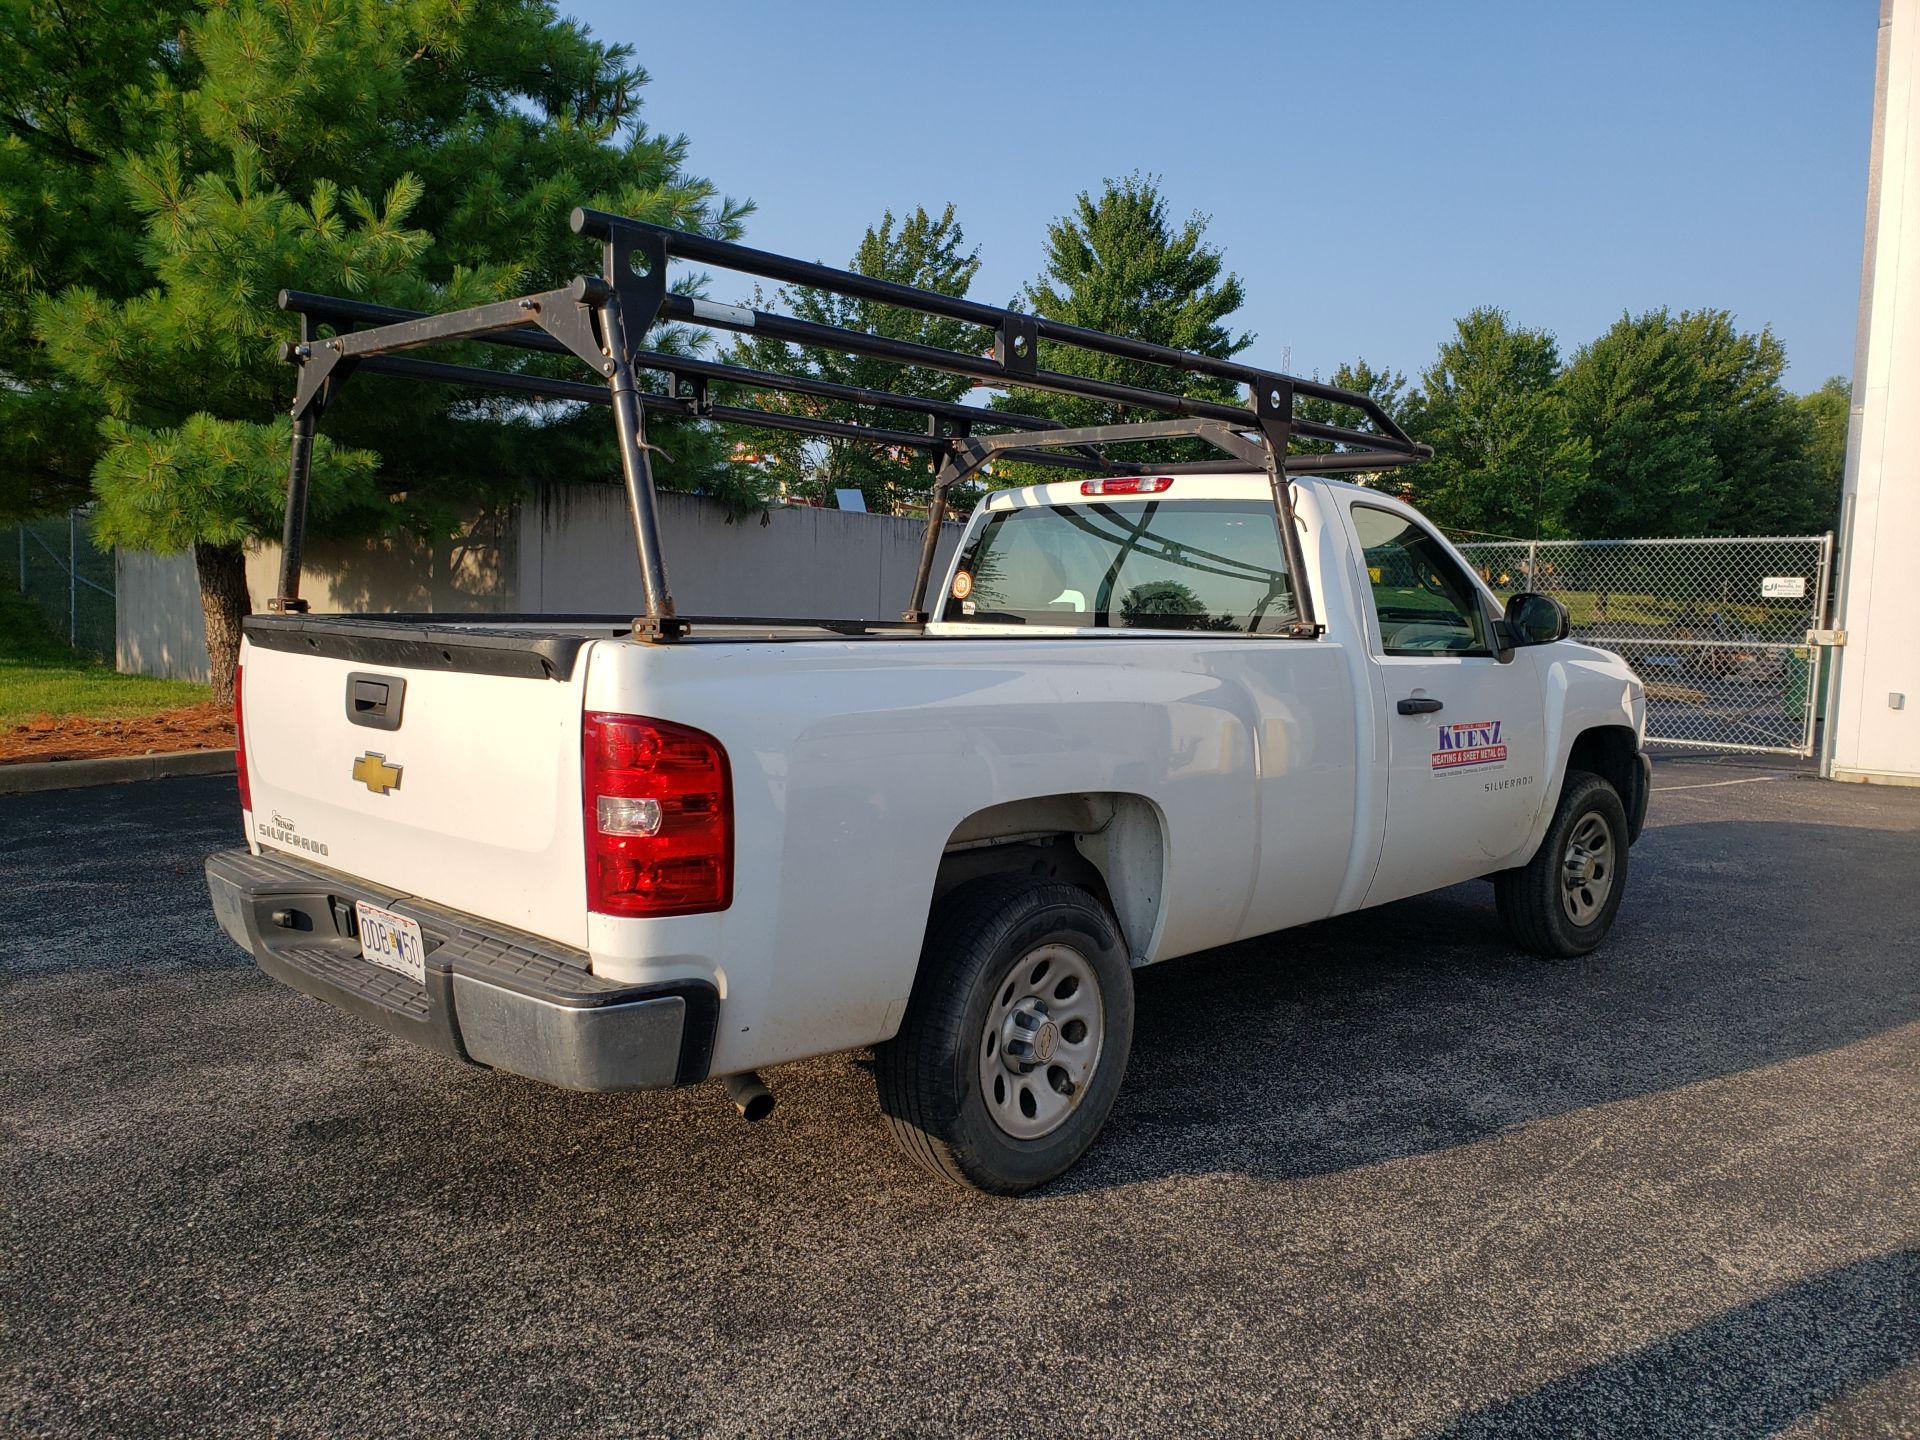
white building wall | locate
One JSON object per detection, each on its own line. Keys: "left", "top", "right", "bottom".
{"left": 1831, "top": 0, "right": 1920, "bottom": 784}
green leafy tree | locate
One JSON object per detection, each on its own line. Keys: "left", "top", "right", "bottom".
{"left": 6, "top": 0, "right": 748, "bottom": 702}
{"left": 1118, "top": 580, "right": 1235, "bottom": 632}
{"left": 1798, "top": 375, "right": 1850, "bottom": 529}
{"left": 728, "top": 204, "right": 983, "bottom": 512}
{"left": 1677, "top": 310, "right": 1821, "bottom": 535}
{"left": 1562, "top": 309, "right": 1825, "bottom": 537}
{"left": 1404, "top": 307, "right": 1589, "bottom": 539}
{"left": 1293, "top": 358, "right": 1411, "bottom": 464}
{"left": 992, "top": 174, "right": 1250, "bottom": 479}
{"left": 1559, "top": 310, "right": 1720, "bottom": 537}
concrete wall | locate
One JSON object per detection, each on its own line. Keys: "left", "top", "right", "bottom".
{"left": 519, "top": 485, "right": 960, "bottom": 619}
{"left": 1829, "top": 0, "right": 1920, "bottom": 784}
{"left": 118, "top": 512, "right": 518, "bottom": 683}
{"left": 117, "top": 547, "right": 217, "bottom": 682}
{"left": 117, "top": 483, "right": 963, "bottom": 681}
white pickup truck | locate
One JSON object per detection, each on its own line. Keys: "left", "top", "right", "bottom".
{"left": 208, "top": 213, "right": 1648, "bottom": 1192}
{"left": 210, "top": 470, "right": 1647, "bottom": 1192}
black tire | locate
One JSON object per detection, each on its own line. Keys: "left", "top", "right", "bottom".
{"left": 1495, "top": 769, "right": 1631, "bottom": 958}
{"left": 875, "top": 875, "right": 1134, "bottom": 1195}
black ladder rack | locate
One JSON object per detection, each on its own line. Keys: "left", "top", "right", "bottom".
{"left": 273, "top": 205, "right": 1429, "bottom": 641}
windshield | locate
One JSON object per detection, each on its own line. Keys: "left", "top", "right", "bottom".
{"left": 943, "top": 499, "right": 1295, "bottom": 632}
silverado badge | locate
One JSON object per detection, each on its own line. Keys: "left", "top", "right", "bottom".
{"left": 351, "top": 752, "right": 404, "bottom": 796}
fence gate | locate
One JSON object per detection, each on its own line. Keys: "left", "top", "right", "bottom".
{"left": 8, "top": 507, "right": 118, "bottom": 660}
{"left": 1456, "top": 534, "right": 1834, "bottom": 756}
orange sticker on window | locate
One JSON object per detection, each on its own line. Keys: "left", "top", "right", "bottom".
{"left": 951, "top": 571, "right": 973, "bottom": 600}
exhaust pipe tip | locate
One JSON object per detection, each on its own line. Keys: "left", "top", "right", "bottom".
{"left": 724, "top": 1071, "right": 775, "bottom": 1122}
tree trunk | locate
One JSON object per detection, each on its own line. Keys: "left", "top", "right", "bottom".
{"left": 195, "top": 542, "right": 250, "bottom": 709}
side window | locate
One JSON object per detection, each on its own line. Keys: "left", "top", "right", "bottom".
{"left": 1349, "top": 505, "right": 1492, "bottom": 656}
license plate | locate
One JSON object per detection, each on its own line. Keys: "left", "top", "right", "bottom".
{"left": 354, "top": 902, "right": 425, "bottom": 984}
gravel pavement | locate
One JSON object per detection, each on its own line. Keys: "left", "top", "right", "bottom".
{"left": 3, "top": 760, "right": 1917, "bottom": 1438}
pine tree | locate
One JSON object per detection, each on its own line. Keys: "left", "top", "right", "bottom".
{"left": 5, "top": 0, "right": 748, "bottom": 702}
{"left": 728, "top": 204, "right": 984, "bottom": 511}
{"left": 0, "top": 0, "right": 203, "bottom": 521}
{"left": 992, "top": 175, "right": 1249, "bottom": 477}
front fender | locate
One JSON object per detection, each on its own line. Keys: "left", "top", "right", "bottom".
{"left": 1522, "top": 646, "right": 1645, "bottom": 860}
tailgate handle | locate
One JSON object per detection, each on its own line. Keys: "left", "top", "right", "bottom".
{"left": 346, "top": 672, "right": 406, "bottom": 731}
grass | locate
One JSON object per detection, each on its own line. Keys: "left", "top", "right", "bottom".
{"left": 0, "top": 585, "right": 211, "bottom": 724}
{"left": 1474, "top": 583, "right": 1791, "bottom": 633}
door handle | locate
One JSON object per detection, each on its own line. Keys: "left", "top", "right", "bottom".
{"left": 1396, "top": 697, "right": 1444, "bottom": 715}
{"left": 346, "top": 671, "right": 407, "bottom": 731}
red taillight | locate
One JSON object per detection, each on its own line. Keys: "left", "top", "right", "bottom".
{"left": 1080, "top": 476, "right": 1174, "bottom": 496}
{"left": 583, "top": 712, "right": 732, "bottom": 917}
{"left": 233, "top": 662, "right": 252, "bottom": 814}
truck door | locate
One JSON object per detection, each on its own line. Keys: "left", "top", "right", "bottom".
{"left": 1339, "top": 499, "right": 1548, "bottom": 908}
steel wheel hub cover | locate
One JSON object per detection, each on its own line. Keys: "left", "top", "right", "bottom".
{"left": 978, "top": 943, "right": 1104, "bottom": 1141}
{"left": 1560, "top": 811, "right": 1615, "bottom": 926}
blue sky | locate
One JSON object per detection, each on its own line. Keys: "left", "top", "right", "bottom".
{"left": 565, "top": 0, "right": 1877, "bottom": 392}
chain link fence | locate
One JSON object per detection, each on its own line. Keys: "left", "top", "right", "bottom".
{"left": 6, "top": 508, "right": 117, "bottom": 660}
{"left": 0, "top": 505, "right": 1839, "bottom": 754}
{"left": 1456, "top": 534, "right": 1834, "bottom": 755}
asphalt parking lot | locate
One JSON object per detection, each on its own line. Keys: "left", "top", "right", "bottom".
{"left": 3, "top": 758, "right": 1916, "bottom": 1438}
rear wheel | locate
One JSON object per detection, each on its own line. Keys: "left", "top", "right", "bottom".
{"left": 1495, "top": 770, "right": 1630, "bottom": 958}
{"left": 875, "top": 876, "right": 1133, "bottom": 1194}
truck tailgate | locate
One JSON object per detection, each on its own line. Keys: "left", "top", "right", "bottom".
{"left": 238, "top": 622, "right": 594, "bottom": 948}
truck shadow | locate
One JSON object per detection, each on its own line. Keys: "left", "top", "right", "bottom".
{"left": 1419, "top": 1249, "right": 1920, "bottom": 1439}
{"left": 1051, "top": 813, "right": 1920, "bottom": 1194}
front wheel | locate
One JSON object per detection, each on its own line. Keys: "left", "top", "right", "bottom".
{"left": 1495, "top": 769, "right": 1631, "bottom": 958}
{"left": 875, "top": 876, "right": 1134, "bottom": 1194}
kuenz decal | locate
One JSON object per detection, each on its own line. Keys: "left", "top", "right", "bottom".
{"left": 1432, "top": 719, "right": 1507, "bottom": 771}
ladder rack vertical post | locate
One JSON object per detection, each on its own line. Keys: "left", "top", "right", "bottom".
{"left": 597, "top": 293, "right": 677, "bottom": 635}
{"left": 272, "top": 408, "right": 317, "bottom": 613}
{"left": 1252, "top": 378, "right": 1320, "bottom": 637}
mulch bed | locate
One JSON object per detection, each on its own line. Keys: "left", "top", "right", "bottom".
{"left": 0, "top": 704, "right": 234, "bottom": 765}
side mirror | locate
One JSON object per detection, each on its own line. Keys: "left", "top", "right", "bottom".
{"left": 1505, "top": 592, "right": 1569, "bottom": 646}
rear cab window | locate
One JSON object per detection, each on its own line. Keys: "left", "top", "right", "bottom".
{"left": 943, "top": 499, "right": 1295, "bottom": 633}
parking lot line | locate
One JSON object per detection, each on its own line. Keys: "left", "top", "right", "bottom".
{"left": 1653, "top": 774, "right": 1786, "bottom": 792}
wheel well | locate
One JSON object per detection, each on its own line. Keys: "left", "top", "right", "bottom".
{"left": 1567, "top": 725, "right": 1647, "bottom": 842}
{"left": 933, "top": 793, "right": 1164, "bottom": 960}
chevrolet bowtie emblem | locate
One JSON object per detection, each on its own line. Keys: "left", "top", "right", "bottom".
{"left": 351, "top": 752, "right": 403, "bottom": 796}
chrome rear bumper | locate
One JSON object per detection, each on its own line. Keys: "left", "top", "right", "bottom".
{"left": 205, "top": 848, "right": 716, "bottom": 1090}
